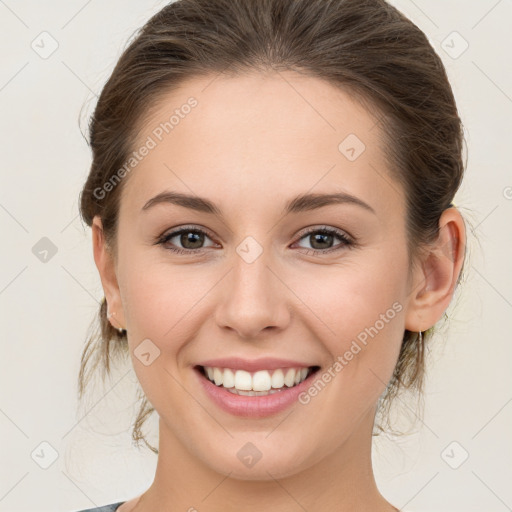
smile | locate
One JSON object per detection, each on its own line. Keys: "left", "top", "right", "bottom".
{"left": 198, "top": 365, "right": 317, "bottom": 395}
{"left": 194, "top": 364, "right": 321, "bottom": 417}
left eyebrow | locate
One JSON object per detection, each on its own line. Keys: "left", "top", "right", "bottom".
{"left": 141, "top": 191, "right": 222, "bottom": 215}
{"left": 141, "top": 190, "right": 376, "bottom": 216}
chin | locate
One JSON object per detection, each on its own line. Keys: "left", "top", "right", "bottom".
{"left": 200, "top": 438, "right": 316, "bottom": 481}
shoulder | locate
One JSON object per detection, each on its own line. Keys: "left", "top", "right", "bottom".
{"left": 73, "top": 502, "right": 126, "bottom": 512}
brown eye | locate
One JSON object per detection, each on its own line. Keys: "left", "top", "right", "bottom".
{"left": 157, "top": 227, "right": 216, "bottom": 254}
{"left": 177, "top": 231, "right": 204, "bottom": 249}
{"left": 294, "top": 227, "right": 353, "bottom": 255}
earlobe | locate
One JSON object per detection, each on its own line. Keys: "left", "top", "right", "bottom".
{"left": 91, "top": 215, "right": 126, "bottom": 331}
{"left": 404, "top": 207, "right": 466, "bottom": 332}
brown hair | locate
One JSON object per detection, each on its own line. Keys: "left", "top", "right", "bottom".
{"left": 78, "top": 0, "right": 468, "bottom": 453}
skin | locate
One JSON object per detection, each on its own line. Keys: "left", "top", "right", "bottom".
{"left": 92, "top": 70, "right": 465, "bottom": 512}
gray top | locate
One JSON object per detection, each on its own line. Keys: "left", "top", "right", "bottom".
{"left": 74, "top": 502, "right": 126, "bottom": 512}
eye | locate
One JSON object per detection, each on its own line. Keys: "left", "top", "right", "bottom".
{"left": 156, "top": 225, "right": 354, "bottom": 256}
{"left": 156, "top": 226, "right": 217, "bottom": 255}
{"left": 293, "top": 226, "right": 354, "bottom": 255}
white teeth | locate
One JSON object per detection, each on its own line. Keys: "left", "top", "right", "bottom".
{"left": 202, "top": 366, "right": 312, "bottom": 392}
{"left": 213, "top": 367, "right": 223, "bottom": 386}
{"left": 234, "top": 370, "right": 252, "bottom": 391}
{"left": 223, "top": 368, "right": 235, "bottom": 388}
{"left": 284, "top": 368, "right": 296, "bottom": 387}
{"left": 252, "top": 370, "right": 271, "bottom": 391}
{"left": 271, "top": 369, "right": 284, "bottom": 388}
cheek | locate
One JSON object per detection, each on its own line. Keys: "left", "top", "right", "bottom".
{"left": 118, "top": 247, "right": 203, "bottom": 336}
{"left": 288, "top": 249, "right": 407, "bottom": 341}
{"left": 117, "top": 260, "right": 200, "bottom": 411}
{"left": 290, "top": 250, "right": 407, "bottom": 401}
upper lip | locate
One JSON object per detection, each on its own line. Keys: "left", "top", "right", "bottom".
{"left": 195, "top": 357, "right": 318, "bottom": 373}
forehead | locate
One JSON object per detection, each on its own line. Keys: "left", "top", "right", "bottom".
{"left": 122, "top": 70, "right": 403, "bottom": 218}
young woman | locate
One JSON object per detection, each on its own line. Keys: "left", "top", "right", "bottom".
{"left": 75, "top": 0, "right": 467, "bottom": 510}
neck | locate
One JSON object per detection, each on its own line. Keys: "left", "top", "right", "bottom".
{"left": 135, "top": 406, "right": 396, "bottom": 512}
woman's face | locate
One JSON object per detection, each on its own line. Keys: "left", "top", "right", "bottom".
{"left": 98, "top": 71, "right": 424, "bottom": 479}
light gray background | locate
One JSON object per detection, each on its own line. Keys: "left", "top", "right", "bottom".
{"left": 0, "top": 1, "right": 511, "bottom": 511}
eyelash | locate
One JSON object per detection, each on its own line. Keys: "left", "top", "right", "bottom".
{"left": 155, "top": 225, "right": 355, "bottom": 256}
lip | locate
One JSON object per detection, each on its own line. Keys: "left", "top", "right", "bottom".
{"left": 195, "top": 357, "right": 316, "bottom": 372}
{"left": 194, "top": 365, "right": 320, "bottom": 418}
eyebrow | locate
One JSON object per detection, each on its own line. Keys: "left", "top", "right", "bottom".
{"left": 141, "top": 190, "right": 376, "bottom": 216}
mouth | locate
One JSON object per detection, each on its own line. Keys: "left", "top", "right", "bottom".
{"left": 194, "top": 364, "right": 321, "bottom": 396}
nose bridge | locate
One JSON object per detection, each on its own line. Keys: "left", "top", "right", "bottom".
{"left": 214, "top": 236, "right": 290, "bottom": 338}
{"left": 233, "top": 240, "right": 273, "bottom": 301}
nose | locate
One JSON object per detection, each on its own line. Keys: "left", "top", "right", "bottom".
{"left": 214, "top": 247, "right": 291, "bottom": 340}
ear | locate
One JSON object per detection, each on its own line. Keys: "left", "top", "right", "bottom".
{"left": 404, "top": 207, "right": 466, "bottom": 332}
{"left": 92, "top": 215, "right": 126, "bottom": 331}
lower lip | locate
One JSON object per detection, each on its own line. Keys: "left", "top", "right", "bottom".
{"left": 194, "top": 367, "right": 318, "bottom": 418}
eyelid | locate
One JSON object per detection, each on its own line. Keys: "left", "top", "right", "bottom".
{"left": 292, "top": 225, "right": 354, "bottom": 253}
{"left": 158, "top": 224, "right": 215, "bottom": 238}
{"left": 295, "top": 224, "right": 354, "bottom": 242}
{"left": 156, "top": 224, "right": 219, "bottom": 246}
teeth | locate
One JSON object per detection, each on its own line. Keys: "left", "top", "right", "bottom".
{"left": 202, "top": 366, "right": 312, "bottom": 392}
{"left": 235, "top": 370, "right": 252, "bottom": 390}
{"left": 213, "top": 367, "right": 223, "bottom": 386}
{"left": 284, "top": 368, "right": 295, "bottom": 387}
{"left": 223, "top": 368, "right": 235, "bottom": 388}
{"left": 252, "top": 370, "right": 271, "bottom": 391}
{"left": 271, "top": 369, "right": 284, "bottom": 388}
{"left": 226, "top": 388, "right": 284, "bottom": 396}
